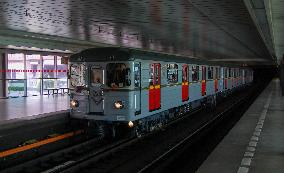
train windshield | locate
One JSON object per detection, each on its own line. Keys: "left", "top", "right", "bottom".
{"left": 70, "top": 63, "right": 86, "bottom": 87}
{"left": 91, "top": 68, "right": 103, "bottom": 85}
{"left": 106, "top": 63, "right": 131, "bottom": 88}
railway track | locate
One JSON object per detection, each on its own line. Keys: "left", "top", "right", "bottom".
{"left": 138, "top": 95, "right": 247, "bottom": 173}
{"left": 0, "top": 132, "right": 135, "bottom": 173}
{"left": 57, "top": 82, "right": 266, "bottom": 173}
{"left": 55, "top": 109, "right": 203, "bottom": 173}
{"left": 41, "top": 87, "right": 257, "bottom": 173}
{"left": 42, "top": 137, "right": 135, "bottom": 173}
{"left": 0, "top": 107, "right": 201, "bottom": 173}
{"left": 0, "top": 108, "right": 197, "bottom": 173}
{"left": 137, "top": 79, "right": 270, "bottom": 173}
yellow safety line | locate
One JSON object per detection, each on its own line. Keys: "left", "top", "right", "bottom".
{"left": 0, "top": 130, "right": 84, "bottom": 158}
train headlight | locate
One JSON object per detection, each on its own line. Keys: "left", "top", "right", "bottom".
{"left": 114, "top": 101, "right": 124, "bottom": 109}
{"left": 128, "top": 121, "right": 134, "bottom": 128}
{"left": 70, "top": 100, "right": 79, "bottom": 108}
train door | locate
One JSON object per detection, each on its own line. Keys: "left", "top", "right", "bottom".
{"left": 231, "top": 68, "right": 233, "bottom": 88}
{"left": 220, "top": 67, "right": 224, "bottom": 91}
{"left": 236, "top": 69, "right": 239, "bottom": 86}
{"left": 149, "top": 63, "right": 161, "bottom": 111}
{"left": 239, "top": 69, "right": 241, "bottom": 86}
{"left": 244, "top": 70, "right": 246, "bottom": 84}
{"left": 182, "top": 64, "right": 189, "bottom": 102}
{"left": 224, "top": 68, "right": 228, "bottom": 90}
{"left": 89, "top": 65, "right": 104, "bottom": 114}
{"left": 215, "top": 67, "right": 218, "bottom": 92}
{"left": 201, "top": 66, "right": 206, "bottom": 96}
{"left": 232, "top": 68, "right": 234, "bottom": 88}
{"left": 134, "top": 62, "right": 141, "bottom": 115}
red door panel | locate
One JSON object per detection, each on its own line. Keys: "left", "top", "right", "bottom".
{"left": 149, "top": 63, "right": 161, "bottom": 111}
{"left": 154, "top": 64, "right": 161, "bottom": 109}
{"left": 214, "top": 79, "right": 218, "bottom": 92}
{"left": 182, "top": 65, "right": 189, "bottom": 102}
{"left": 149, "top": 86, "right": 155, "bottom": 111}
{"left": 201, "top": 66, "right": 206, "bottom": 96}
{"left": 202, "top": 80, "right": 206, "bottom": 96}
{"left": 149, "top": 64, "right": 155, "bottom": 111}
{"left": 224, "top": 79, "right": 228, "bottom": 89}
{"left": 155, "top": 85, "right": 161, "bottom": 109}
{"left": 182, "top": 84, "right": 189, "bottom": 101}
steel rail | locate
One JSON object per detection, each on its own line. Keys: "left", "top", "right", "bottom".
{"left": 137, "top": 96, "right": 246, "bottom": 173}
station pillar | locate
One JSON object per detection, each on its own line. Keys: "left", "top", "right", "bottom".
{"left": 0, "top": 52, "right": 6, "bottom": 98}
{"left": 280, "top": 55, "right": 284, "bottom": 96}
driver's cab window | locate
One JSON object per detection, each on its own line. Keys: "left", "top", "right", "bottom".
{"left": 106, "top": 63, "right": 131, "bottom": 88}
{"left": 91, "top": 67, "right": 103, "bottom": 86}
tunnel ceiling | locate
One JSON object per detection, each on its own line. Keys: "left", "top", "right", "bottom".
{"left": 0, "top": 0, "right": 278, "bottom": 65}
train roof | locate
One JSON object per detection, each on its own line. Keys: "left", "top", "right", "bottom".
{"left": 70, "top": 47, "right": 245, "bottom": 68}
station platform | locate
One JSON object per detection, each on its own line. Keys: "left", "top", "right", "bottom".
{"left": 0, "top": 95, "right": 69, "bottom": 125}
{"left": 197, "top": 78, "right": 284, "bottom": 173}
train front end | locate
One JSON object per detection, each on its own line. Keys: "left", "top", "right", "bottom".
{"left": 69, "top": 55, "right": 140, "bottom": 130}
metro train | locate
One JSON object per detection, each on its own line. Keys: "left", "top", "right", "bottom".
{"left": 69, "top": 47, "right": 253, "bottom": 137}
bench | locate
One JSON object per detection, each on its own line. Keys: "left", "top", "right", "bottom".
{"left": 44, "top": 88, "right": 59, "bottom": 95}
{"left": 60, "top": 87, "right": 69, "bottom": 95}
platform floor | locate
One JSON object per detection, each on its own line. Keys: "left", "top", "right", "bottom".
{"left": 197, "top": 78, "right": 284, "bottom": 173}
{"left": 0, "top": 95, "right": 69, "bottom": 123}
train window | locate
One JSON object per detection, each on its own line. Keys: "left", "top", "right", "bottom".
{"left": 70, "top": 63, "right": 86, "bottom": 87}
{"left": 224, "top": 68, "right": 227, "bottom": 78}
{"left": 134, "top": 63, "right": 141, "bottom": 88}
{"left": 149, "top": 64, "right": 154, "bottom": 85}
{"left": 192, "top": 66, "right": 199, "bottom": 82}
{"left": 167, "top": 64, "right": 178, "bottom": 83}
{"left": 106, "top": 63, "right": 131, "bottom": 88}
{"left": 202, "top": 66, "right": 206, "bottom": 80}
{"left": 214, "top": 67, "right": 216, "bottom": 79}
{"left": 91, "top": 68, "right": 103, "bottom": 85}
{"left": 155, "top": 64, "right": 160, "bottom": 84}
{"left": 182, "top": 65, "right": 188, "bottom": 82}
{"left": 214, "top": 67, "right": 218, "bottom": 79}
{"left": 208, "top": 67, "right": 213, "bottom": 80}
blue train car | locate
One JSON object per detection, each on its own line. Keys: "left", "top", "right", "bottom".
{"left": 69, "top": 47, "right": 253, "bottom": 136}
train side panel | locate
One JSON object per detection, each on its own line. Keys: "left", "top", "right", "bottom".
{"left": 69, "top": 49, "right": 254, "bottom": 125}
